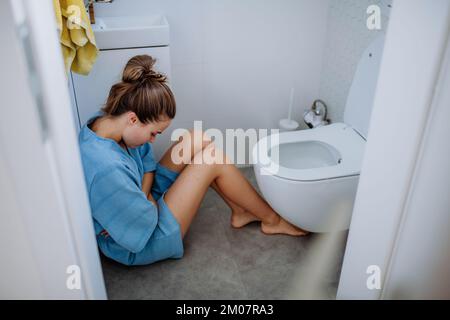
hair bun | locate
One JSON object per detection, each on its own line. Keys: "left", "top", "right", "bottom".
{"left": 141, "top": 69, "right": 167, "bottom": 83}
{"left": 122, "top": 55, "right": 167, "bottom": 84}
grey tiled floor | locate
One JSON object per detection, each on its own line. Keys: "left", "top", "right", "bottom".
{"left": 100, "top": 167, "right": 348, "bottom": 300}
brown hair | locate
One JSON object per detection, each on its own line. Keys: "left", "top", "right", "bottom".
{"left": 101, "top": 55, "right": 176, "bottom": 123}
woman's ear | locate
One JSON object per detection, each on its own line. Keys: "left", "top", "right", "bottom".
{"left": 126, "top": 111, "right": 139, "bottom": 125}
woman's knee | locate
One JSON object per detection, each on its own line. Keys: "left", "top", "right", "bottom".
{"left": 192, "top": 143, "right": 233, "bottom": 166}
{"left": 171, "top": 129, "right": 212, "bottom": 165}
{"left": 182, "top": 129, "right": 213, "bottom": 160}
{"left": 173, "top": 129, "right": 234, "bottom": 166}
{"left": 189, "top": 128, "right": 213, "bottom": 150}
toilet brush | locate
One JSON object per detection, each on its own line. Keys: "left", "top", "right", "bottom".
{"left": 279, "top": 88, "right": 299, "bottom": 131}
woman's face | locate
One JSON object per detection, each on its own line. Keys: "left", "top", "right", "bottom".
{"left": 122, "top": 112, "right": 172, "bottom": 148}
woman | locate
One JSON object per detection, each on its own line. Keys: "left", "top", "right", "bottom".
{"left": 79, "top": 55, "right": 307, "bottom": 266}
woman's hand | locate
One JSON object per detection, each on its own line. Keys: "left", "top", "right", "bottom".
{"left": 147, "top": 194, "right": 157, "bottom": 207}
{"left": 142, "top": 172, "right": 158, "bottom": 207}
{"left": 141, "top": 172, "right": 155, "bottom": 197}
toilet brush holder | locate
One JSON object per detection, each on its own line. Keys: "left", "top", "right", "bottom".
{"left": 279, "top": 118, "right": 299, "bottom": 132}
{"left": 279, "top": 88, "right": 300, "bottom": 132}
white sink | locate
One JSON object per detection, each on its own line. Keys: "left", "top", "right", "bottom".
{"left": 91, "top": 15, "right": 170, "bottom": 50}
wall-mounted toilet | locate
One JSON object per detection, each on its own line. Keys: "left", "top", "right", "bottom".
{"left": 253, "top": 35, "right": 385, "bottom": 233}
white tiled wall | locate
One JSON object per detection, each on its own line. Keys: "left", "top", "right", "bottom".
{"left": 93, "top": 0, "right": 330, "bottom": 132}
{"left": 85, "top": 1, "right": 392, "bottom": 159}
{"left": 318, "top": 0, "right": 392, "bottom": 123}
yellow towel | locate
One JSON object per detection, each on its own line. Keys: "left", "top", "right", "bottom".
{"left": 53, "top": 0, "right": 99, "bottom": 75}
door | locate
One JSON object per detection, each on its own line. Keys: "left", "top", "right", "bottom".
{"left": 337, "top": 0, "right": 450, "bottom": 299}
{"left": 0, "top": 0, "right": 106, "bottom": 299}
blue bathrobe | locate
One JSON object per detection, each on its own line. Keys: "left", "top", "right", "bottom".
{"left": 78, "top": 111, "right": 184, "bottom": 266}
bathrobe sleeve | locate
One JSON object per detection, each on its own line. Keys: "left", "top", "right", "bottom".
{"left": 139, "top": 142, "right": 157, "bottom": 173}
{"left": 89, "top": 164, "right": 158, "bottom": 253}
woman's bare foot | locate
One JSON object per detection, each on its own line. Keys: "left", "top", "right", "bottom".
{"left": 261, "top": 216, "right": 309, "bottom": 237}
{"left": 231, "top": 208, "right": 261, "bottom": 228}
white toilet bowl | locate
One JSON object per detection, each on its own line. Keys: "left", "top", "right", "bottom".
{"left": 253, "top": 35, "right": 385, "bottom": 232}
{"left": 253, "top": 123, "right": 365, "bottom": 232}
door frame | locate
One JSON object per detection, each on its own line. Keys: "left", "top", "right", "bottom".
{"left": 1, "top": 0, "right": 106, "bottom": 299}
{"left": 337, "top": 0, "right": 450, "bottom": 299}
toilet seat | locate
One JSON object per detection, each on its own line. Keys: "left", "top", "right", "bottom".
{"left": 255, "top": 123, "right": 366, "bottom": 181}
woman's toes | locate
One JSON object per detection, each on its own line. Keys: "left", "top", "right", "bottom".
{"left": 261, "top": 218, "right": 309, "bottom": 237}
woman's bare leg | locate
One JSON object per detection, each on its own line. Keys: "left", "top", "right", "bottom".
{"left": 164, "top": 144, "right": 308, "bottom": 238}
{"left": 159, "top": 128, "right": 212, "bottom": 173}
{"left": 210, "top": 181, "right": 260, "bottom": 228}
{"left": 160, "top": 129, "right": 258, "bottom": 228}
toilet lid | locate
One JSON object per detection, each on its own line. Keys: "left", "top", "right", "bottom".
{"left": 253, "top": 123, "right": 366, "bottom": 181}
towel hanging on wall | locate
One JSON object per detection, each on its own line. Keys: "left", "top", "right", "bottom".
{"left": 53, "top": 0, "right": 98, "bottom": 75}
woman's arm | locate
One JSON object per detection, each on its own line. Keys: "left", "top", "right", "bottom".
{"left": 142, "top": 172, "right": 157, "bottom": 206}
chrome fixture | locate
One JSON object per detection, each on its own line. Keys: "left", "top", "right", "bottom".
{"left": 84, "top": 0, "right": 114, "bottom": 25}
{"left": 311, "top": 99, "right": 328, "bottom": 120}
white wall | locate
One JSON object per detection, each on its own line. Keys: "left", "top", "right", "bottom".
{"left": 318, "top": 0, "right": 392, "bottom": 123}
{"left": 93, "top": 0, "right": 330, "bottom": 137}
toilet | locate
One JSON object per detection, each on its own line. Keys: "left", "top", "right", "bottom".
{"left": 252, "top": 35, "right": 385, "bottom": 232}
